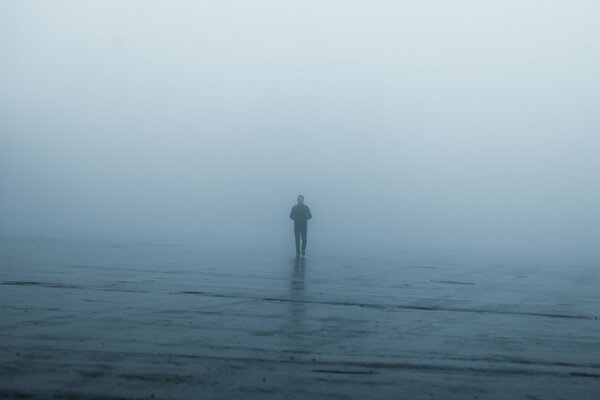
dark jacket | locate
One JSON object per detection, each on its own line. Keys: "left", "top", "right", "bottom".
{"left": 290, "top": 204, "right": 312, "bottom": 225}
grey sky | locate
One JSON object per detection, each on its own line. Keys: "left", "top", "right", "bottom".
{"left": 1, "top": 1, "right": 599, "bottom": 258}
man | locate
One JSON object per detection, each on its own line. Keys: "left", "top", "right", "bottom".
{"left": 290, "top": 195, "right": 312, "bottom": 257}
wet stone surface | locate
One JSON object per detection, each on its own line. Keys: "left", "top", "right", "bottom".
{"left": 1, "top": 237, "right": 599, "bottom": 399}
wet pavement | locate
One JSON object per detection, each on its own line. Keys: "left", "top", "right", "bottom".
{"left": 1, "top": 237, "right": 599, "bottom": 399}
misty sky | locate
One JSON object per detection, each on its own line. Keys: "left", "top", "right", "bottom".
{"left": 1, "top": 1, "right": 599, "bottom": 258}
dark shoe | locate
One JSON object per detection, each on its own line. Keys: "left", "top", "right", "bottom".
{"left": 302, "top": 249, "right": 306, "bottom": 256}
{"left": 296, "top": 252, "right": 300, "bottom": 257}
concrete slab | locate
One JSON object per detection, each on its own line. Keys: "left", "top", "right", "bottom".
{"left": 1, "top": 237, "right": 599, "bottom": 399}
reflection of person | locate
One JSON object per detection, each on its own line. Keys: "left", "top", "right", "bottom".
{"left": 289, "top": 256, "right": 305, "bottom": 329}
{"left": 289, "top": 195, "right": 312, "bottom": 257}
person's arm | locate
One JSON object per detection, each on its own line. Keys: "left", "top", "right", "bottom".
{"left": 290, "top": 206, "right": 296, "bottom": 220}
{"left": 306, "top": 207, "right": 312, "bottom": 220}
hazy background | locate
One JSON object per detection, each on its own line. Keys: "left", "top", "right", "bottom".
{"left": 1, "top": 1, "right": 599, "bottom": 260}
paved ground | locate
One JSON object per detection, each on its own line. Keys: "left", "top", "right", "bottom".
{"left": 1, "top": 236, "right": 599, "bottom": 399}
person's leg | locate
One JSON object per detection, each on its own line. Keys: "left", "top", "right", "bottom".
{"left": 301, "top": 228, "right": 307, "bottom": 255}
{"left": 294, "top": 229, "right": 301, "bottom": 255}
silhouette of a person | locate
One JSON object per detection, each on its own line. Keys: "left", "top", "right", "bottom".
{"left": 290, "top": 195, "right": 312, "bottom": 256}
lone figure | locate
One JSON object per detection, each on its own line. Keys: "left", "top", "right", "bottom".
{"left": 290, "top": 195, "right": 312, "bottom": 257}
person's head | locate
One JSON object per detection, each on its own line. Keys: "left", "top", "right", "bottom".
{"left": 297, "top": 195, "right": 304, "bottom": 205}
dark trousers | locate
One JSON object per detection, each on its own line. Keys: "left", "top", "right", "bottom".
{"left": 294, "top": 223, "right": 307, "bottom": 254}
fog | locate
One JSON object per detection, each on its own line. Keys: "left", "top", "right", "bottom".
{"left": 1, "top": 1, "right": 599, "bottom": 260}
